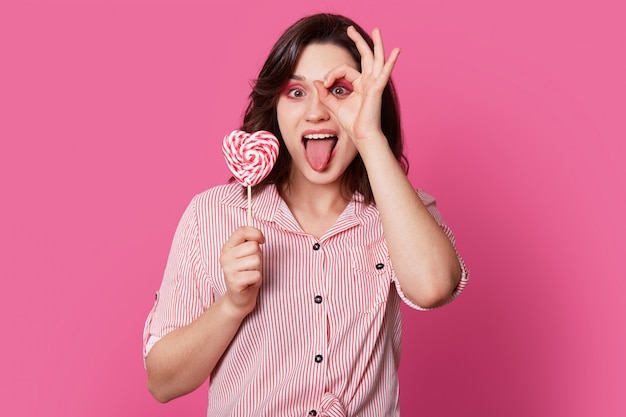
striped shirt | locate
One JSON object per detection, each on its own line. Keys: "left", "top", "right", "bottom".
{"left": 143, "top": 183, "right": 468, "bottom": 416}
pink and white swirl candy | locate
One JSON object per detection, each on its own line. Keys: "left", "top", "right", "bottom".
{"left": 222, "top": 130, "right": 279, "bottom": 187}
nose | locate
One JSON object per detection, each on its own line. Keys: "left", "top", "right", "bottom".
{"left": 305, "top": 90, "right": 330, "bottom": 122}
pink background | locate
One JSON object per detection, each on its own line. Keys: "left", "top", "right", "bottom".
{"left": 1, "top": 0, "right": 624, "bottom": 416}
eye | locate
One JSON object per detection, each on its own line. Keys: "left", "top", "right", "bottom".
{"left": 286, "top": 87, "right": 305, "bottom": 98}
{"left": 330, "top": 84, "right": 351, "bottom": 97}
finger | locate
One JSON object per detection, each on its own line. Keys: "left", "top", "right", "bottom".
{"left": 347, "top": 25, "right": 374, "bottom": 73}
{"left": 314, "top": 79, "right": 333, "bottom": 102}
{"left": 232, "top": 251, "right": 263, "bottom": 271}
{"left": 231, "top": 270, "right": 262, "bottom": 289}
{"left": 372, "top": 28, "right": 385, "bottom": 74}
{"left": 221, "top": 245, "right": 262, "bottom": 276}
{"left": 221, "top": 232, "right": 263, "bottom": 262}
{"left": 380, "top": 47, "right": 401, "bottom": 81}
{"left": 323, "top": 64, "right": 361, "bottom": 88}
{"left": 229, "top": 240, "right": 262, "bottom": 259}
{"left": 223, "top": 226, "right": 265, "bottom": 250}
{"left": 313, "top": 80, "right": 340, "bottom": 118}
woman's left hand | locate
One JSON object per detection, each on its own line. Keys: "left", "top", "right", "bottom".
{"left": 315, "top": 26, "right": 400, "bottom": 146}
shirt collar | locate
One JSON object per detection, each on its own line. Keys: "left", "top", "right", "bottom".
{"left": 220, "top": 183, "right": 368, "bottom": 237}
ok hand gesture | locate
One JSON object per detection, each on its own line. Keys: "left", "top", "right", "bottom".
{"left": 315, "top": 26, "right": 400, "bottom": 147}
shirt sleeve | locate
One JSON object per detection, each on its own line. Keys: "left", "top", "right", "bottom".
{"left": 392, "top": 189, "right": 469, "bottom": 311}
{"left": 142, "top": 196, "right": 213, "bottom": 359}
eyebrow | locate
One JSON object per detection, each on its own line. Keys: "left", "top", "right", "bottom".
{"left": 289, "top": 74, "right": 306, "bottom": 81}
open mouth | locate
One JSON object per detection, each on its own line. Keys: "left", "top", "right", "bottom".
{"left": 302, "top": 133, "right": 338, "bottom": 172}
{"left": 303, "top": 133, "right": 338, "bottom": 148}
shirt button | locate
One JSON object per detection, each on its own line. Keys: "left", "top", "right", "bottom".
{"left": 309, "top": 410, "right": 318, "bottom": 416}
{"left": 314, "top": 354, "right": 323, "bottom": 363}
{"left": 314, "top": 295, "right": 323, "bottom": 304}
{"left": 375, "top": 263, "right": 385, "bottom": 270}
{"left": 313, "top": 243, "right": 320, "bottom": 251}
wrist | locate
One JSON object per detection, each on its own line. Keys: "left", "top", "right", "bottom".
{"left": 217, "top": 295, "right": 252, "bottom": 322}
{"left": 356, "top": 133, "right": 394, "bottom": 163}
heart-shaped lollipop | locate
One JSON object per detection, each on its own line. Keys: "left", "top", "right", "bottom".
{"left": 222, "top": 130, "right": 279, "bottom": 187}
{"left": 222, "top": 130, "right": 279, "bottom": 225}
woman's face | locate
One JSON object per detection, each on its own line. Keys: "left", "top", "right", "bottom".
{"left": 276, "top": 42, "right": 359, "bottom": 188}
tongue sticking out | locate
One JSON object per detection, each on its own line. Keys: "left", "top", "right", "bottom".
{"left": 304, "top": 139, "right": 336, "bottom": 172}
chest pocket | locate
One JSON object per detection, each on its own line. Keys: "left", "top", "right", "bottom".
{"left": 350, "top": 243, "right": 392, "bottom": 313}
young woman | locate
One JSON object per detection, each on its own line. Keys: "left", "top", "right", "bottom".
{"left": 143, "top": 13, "right": 468, "bottom": 416}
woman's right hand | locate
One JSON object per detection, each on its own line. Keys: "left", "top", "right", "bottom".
{"left": 147, "top": 225, "right": 266, "bottom": 402}
{"left": 219, "top": 226, "right": 265, "bottom": 317}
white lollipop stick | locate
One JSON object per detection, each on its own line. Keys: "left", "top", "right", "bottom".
{"left": 222, "top": 130, "right": 279, "bottom": 226}
{"left": 247, "top": 185, "right": 252, "bottom": 226}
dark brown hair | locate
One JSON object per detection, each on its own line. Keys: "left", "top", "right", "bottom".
{"left": 240, "top": 13, "right": 408, "bottom": 204}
